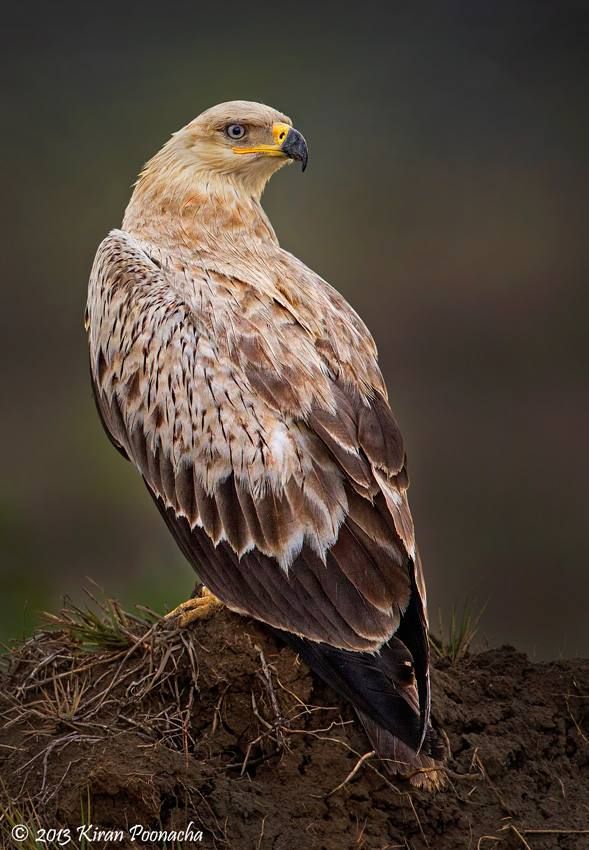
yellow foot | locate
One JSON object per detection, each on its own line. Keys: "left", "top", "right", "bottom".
{"left": 164, "top": 586, "right": 224, "bottom": 627}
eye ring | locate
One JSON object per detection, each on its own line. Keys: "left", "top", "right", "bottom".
{"left": 225, "top": 123, "right": 247, "bottom": 140}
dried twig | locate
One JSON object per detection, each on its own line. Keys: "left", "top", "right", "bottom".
{"left": 326, "top": 750, "right": 376, "bottom": 797}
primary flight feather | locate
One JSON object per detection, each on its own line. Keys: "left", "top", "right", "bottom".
{"left": 86, "top": 100, "right": 443, "bottom": 786}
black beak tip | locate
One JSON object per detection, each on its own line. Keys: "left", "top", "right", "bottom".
{"left": 282, "top": 127, "right": 309, "bottom": 173}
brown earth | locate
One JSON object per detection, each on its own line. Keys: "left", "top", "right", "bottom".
{"left": 0, "top": 602, "right": 588, "bottom": 850}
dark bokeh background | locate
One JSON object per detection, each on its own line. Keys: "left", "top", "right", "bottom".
{"left": 1, "top": 2, "right": 587, "bottom": 657}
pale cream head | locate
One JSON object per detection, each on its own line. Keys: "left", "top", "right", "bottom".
{"left": 137, "top": 100, "right": 308, "bottom": 200}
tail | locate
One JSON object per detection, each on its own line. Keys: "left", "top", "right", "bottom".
{"left": 269, "top": 593, "right": 446, "bottom": 790}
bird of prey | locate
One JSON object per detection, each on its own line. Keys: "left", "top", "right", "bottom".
{"left": 86, "top": 101, "right": 443, "bottom": 787}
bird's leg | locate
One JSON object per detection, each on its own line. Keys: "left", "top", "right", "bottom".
{"left": 164, "top": 585, "right": 224, "bottom": 627}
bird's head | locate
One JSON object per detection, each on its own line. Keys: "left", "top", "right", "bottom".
{"left": 140, "top": 100, "right": 308, "bottom": 201}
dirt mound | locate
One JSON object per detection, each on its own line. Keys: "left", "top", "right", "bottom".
{"left": 0, "top": 601, "right": 588, "bottom": 849}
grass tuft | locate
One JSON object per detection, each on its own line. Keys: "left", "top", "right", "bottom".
{"left": 430, "top": 601, "right": 486, "bottom": 663}
{"left": 1, "top": 795, "right": 63, "bottom": 849}
{"left": 0, "top": 784, "right": 95, "bottom": 850}
{"left": 42, "top": 589, "right": 157, "bottom": 653}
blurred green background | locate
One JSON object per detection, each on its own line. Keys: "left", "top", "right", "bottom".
{"left": 1, "top": 2, "right": 587, "bottom": 657}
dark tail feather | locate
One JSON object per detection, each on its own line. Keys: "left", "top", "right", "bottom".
{"left": 268, "top": 624, "right": 446, "bottom": 789}
{"left": 270, "top": 627, "right": 425, "bottom": 753}
{"left": 395, "top": 582, "right": 431, "bottom": 749}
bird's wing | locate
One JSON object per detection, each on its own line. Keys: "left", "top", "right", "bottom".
{"left": 88, "top": 230, "right": 430, "bottom": 747}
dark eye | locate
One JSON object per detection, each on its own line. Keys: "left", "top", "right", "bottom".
{"left": 225, "top": 123, "right": 246, "bottom": 140}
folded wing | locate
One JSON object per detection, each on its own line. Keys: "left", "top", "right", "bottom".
{"left": 87, "top": 230, "right": 432, "bottom": 753}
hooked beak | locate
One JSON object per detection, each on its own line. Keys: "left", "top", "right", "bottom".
{"left": 280, "top": 127, "right": 308, "bottom": 172}
{"left": 232, "top": 122, "right": 309, "bottom": 172}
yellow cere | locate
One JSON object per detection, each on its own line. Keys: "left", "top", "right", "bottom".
{"left": 232, "top": 122, "right": 292, "bottom": 157}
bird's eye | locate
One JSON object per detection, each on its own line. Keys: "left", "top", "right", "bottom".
{"left": 225, "top": 123, "right": 246, "bottom": 140}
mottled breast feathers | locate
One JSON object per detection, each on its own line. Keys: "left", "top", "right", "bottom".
{"left": 87, "top": 229, "right": 425, "bottom": 655}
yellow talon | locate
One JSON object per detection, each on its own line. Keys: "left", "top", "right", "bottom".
{"left": 165, "top": 586, "right": 224, "bottom": 627}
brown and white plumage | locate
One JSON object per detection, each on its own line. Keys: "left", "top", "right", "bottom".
{"left": 86, "top": 101, "right": 443, "bottom": 786}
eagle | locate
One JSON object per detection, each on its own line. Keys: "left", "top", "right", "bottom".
{"left": 86, "top": 101, "right": 444, "bottom": 788}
